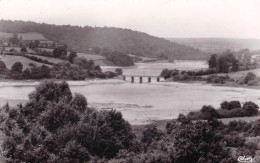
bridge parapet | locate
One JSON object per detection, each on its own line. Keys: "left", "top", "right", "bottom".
{"left": 122, "top": 75, "right": 161, "bottom": 83}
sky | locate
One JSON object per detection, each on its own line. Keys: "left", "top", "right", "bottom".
{"left": 0, "top": 0, "right": 260, "bottom": 39}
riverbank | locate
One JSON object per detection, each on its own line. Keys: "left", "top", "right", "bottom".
{"left": 172, "top": 79, "right": 260, "bottom": 90}
{"left": 1, "top": 79, "right": 259, "bottom": 125}
{"left": 164, "top": 67, "right": 260, "bottom": 90}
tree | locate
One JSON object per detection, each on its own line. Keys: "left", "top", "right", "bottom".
{"left": 217, "top": 55, "right": 229, "bottom": 73}
{"left": 208, "top": 54, "right": 217, "bottom": 68}
{"left": 20, "top": 47, "right": 27, "bottom": 52}
{"left": 1, "top": 81, "right": 135, "bottom": 162}
{"left": 22, "top": 68, "right": 31, "bottom": 79}
{"left": 221, "top": 101, "right": 241, "bottom": 110}
{"left": 242, "top": 101, "right": 259, "bottom": 116}
{"left": 141, "top": 125, "right": 164, "bottom": 145}
{"left": 11, "top": 62, "right": 23, "bottom": 73}
{"left": 244, "top": 72, "right": 256, "bottom": 84}
{"left": 200, "top": 105, "right": 219, "bottom": 119}
{"left": 9, "top": 33, "right": 19, "bottom": 45}
{"left": 115, "top": 68, "right": 123, "bottom": 75}
{"left": 0, "top": 61, "right": 7, "bottom": 73}
{"left": 69, "top": 51, "right": 77, "bottom": 63}
{"left": 53, "top": 45, "right": 67, "bottom": 58}
{"left": 40, "top": 65, "right": 51, "bottom": 78}
{"left": 173, "top": 121, "right": 228, "bottom": 163}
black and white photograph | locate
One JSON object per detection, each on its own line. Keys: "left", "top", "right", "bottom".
{"left": 0, "top": 0, "right": 260, "bottom": 162}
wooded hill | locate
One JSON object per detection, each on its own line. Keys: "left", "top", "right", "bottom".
{"left": 0, "top": 20, "right": 209, "bottom": 60}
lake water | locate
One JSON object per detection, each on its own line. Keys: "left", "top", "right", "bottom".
{"left": 102, "top": 60, "right": 208, "bottom": 76}
{"left": 0, "top": 60, "right": 259, "bottom": 125}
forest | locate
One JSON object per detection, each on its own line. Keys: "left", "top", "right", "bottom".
{"left": 0, "top": 20, "right": 209, "bottom": 60}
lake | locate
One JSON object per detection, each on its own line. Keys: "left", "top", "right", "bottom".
{"left": 0, "top": 60, "right": 259, "bottom": 125}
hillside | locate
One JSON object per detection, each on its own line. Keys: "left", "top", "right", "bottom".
{"left": 0, "top": 20, "right": 209, "bottom": 60}
{"left": 167, "top": 38, "right": 260, "bottom": 54}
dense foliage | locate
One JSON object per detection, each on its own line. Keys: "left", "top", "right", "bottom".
{"left": 0, "top": 81, "right": 135, "bottom": 162}
{"left": 0, "top": 53, "right": 119, "bottom": 80}
{"left": 0, "top": 60, "right": 7, "bottom": 73}
{"left": 101, "top": 50, "right": 134, "bottom": 66}
{"left": 208, "top": 53, "right": 239, "bottom": 73}
{"left": 118, "top": 121, "right": 233, "bottom": 163}
{"left": 0, "top": 20, "right": 209, "bottom": 60}
{"left": 187, "top": 101, "right": 259, "bottom": 120}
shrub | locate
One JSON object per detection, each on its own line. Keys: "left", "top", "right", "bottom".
{"left": 173, "top": 121, "right": 229, "bottom": 162}
{"left": 223, "top": 134, "right": 245, "bottom": 147}
{"left": 220, "top": 101, "right": 241, "bottom": 110}
{"left": 242, "top": 101, "right": 259, "bottom": 116}
{"left": 244, "top": 72, "right": 256, "bottom": 84}
{"left": 104, "top": 71, "right": 117, "bottom": 78}
{"left": 141, "top": 125, "right": 164, "bottom": 145}
{"left": 200, "top": 105, "right": 219, "bottom": 119}
{"left": 247, "top": 79, "right": 258, "bottom": 86}
{"left": 28, "top": 63, "right": 36, "bottom": 67}
{"left": 0, "top": 61, "right": 7, "bottom": 73}
{"left": 20, "top": 47, "right": 27, "bottom": 52}
{"left": 115, "top": 68, "right": 123, "bottom": 75}
{"left": 177, "top": 113, "right": 191, "bottom": 124}
{"left": 11, "top": 62, "right": 23, "bottom": 73}
{"left": 160, "top": 69, "right": 179, "bottom": 79}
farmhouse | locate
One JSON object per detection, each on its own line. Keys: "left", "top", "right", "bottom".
{"left": 18, "top": 32, "right": 48, "bottom": 47}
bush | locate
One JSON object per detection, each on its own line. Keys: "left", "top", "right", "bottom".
{"left": 115, "top": 68, "right": 123, "bottom": 75}
{"left": 200, "top": 105, "right": 219, "bottom": 119}
{"left": 28, "top": 63, "right": 36, "bottom": 67}
{"left": 20, "top": 47, "right": 27, "bottom": 52}
{"left": 223, "top": 135, "right": 245, "bottom": 147}
{"left": 242, "top": 101, "right": 259, "bottom": 116}
{"left": 0, "top": 61, "right": 7, "bottom": 73}
{"left": 104, "top": 71, "right": 117, "bottom": 78}
{"left": 220, "top": 101, "right": 241, "bottom": 110}
{"left": 141, "top": 125, "right": 164, "bottom": 145}
{"left": 244, "top": 72, "right": 256, "bottom": 84}
{"left": 188, "top": 101, "right": 258, "bottom": 120}
{"left": 160, "top": 69, "right": 179, "bottom": 79}
{"left": 11, "top": 62, "right": 23, "bottom": 73}
{"left": 173, "top": 121, "right": 229, "bottom": 162}
{"left": 247, "top": 79, "right": 258, "bottom": 86}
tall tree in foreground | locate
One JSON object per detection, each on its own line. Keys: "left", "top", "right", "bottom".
{"left": 1, "top": 81, "right": 135, "bottom": 162}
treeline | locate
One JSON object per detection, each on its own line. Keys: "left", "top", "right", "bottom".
{"left": 1, "top": 81, "right": 260, "bottom": 162}
{"left": 186, "top": 100, "right": 259, "bottom": 120}
{"left": 0, "top": 57, "right": 120, "bottom": 80}
{"left": 208, "top": 53, "right": 238, "bottom": 73}
{"left": 160, "top": 68, "right": 258, "bottom": 86}
{"left": 101, "top": 49, "right": 134, "bottom": 66}
{"left": 0, "top": 20, "right": 209, "bottom": 60}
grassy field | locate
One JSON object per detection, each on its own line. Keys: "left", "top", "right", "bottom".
{"left": 0, "top": 32, "right": 47, "bottom": 41}
{"left": 77, "top": 53, "right": 105, "bottom": 60}
{"left": 77, "top": 53, "right": 113, "bottom": 66}
{"left": 5, "top": 47, "right": 35, "bottom": 53}
{"left": 0, "top": 55, "right": 50, "bottom": 70}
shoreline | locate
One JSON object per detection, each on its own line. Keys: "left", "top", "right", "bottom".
{"left": 163, "top": 78, "right": 260, "bottom": 90}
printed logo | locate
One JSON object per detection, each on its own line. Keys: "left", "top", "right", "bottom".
{"left": 238, "top": 156, "right": 253, "bottom": 162}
